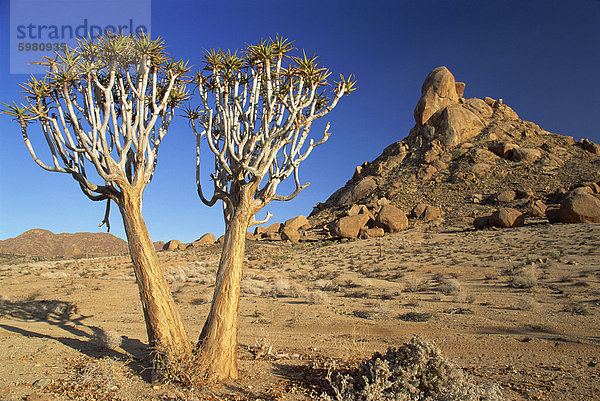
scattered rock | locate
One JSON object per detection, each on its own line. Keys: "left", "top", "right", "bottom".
{"left": 473, "top": 216, "right": 490, "bottom": 230}
{"left": 471, "top": 194, "right": 483, "bottom": 204}
{"left": 559, "top": 192, "right": 600, "bottom": 223}
{"left": 32, "top": 378, "right": 52, "bottom": 389}
{"left": 332, "top": 214, "right": 371, "bottom": 239}
{"left": 489, "top": 142, "right": 519, "bottom": 158}
{"left": 496, "top": 190, "right": 516, "bottom": 203}
{"left": 489, "top": 208, "right": 524, "bottom": 228}
{"left": 217, "top": 235, "right": 225, "bottom": 244}
{"left": 531, "top": 200, "right": 547, "bottom": 217}
{"left": 423, "top": 205, "right": 442, "bottom": 221}
{"left": 578, "top": 138, "right": 600, "bottom": 155}
{"left": 359, "top": 227, "right": 385, "bottom": 239}
{"left": 511, "top": 147, "right": 542, "bottom": 163}
{"left": 410, "top": 203, "right": 428, "bottom": 218}
{"left": 245, "top": 232, "right": 256, "bottom": 241}
{"left": 375, "top": 205, "right": 409, "bottom": 232}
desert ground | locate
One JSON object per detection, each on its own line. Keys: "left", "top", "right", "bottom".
{"left": 0, "top": 219, "right": 599, "bottom": 400}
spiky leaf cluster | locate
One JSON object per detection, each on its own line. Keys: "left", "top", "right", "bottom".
{"left": 187, "top": 36, "right": 356, "bottom": 220}
{"left": 2, "top": 32, "right": 190, "bottom": 228}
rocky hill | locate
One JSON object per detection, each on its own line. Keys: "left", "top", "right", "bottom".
{"left": 0, "top": 229, "right": 129, "bottom": 258}
{"left": 309, "top": 66, "right": 600, "bottom": 230}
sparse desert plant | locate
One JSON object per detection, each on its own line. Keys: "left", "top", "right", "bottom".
{"left": 320, "top": 336, "right": 503, "bottom": 401}
{"left": 308, "top": 290, "right": 329, "bottom": 305}
{"left": 93, "top": 328, "right": 122, "bottom": 351}
{"left": 437, "top": 278, "right": 461, "bottom": 296}
{"left": 516, "top": 297, "right": 537, "bottom": 311}
{"left": 564, "top": 301, "right": 589, "bottom": 316}
{"left": 403, "top": 274, "right": 428, "bottom": 292}
{"left": 511, "top": 265, "right": 538, "bottom": 289}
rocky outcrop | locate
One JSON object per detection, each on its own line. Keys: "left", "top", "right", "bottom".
{"left": 414, "top": 66, "right": 460, "bottom": 125}
{"left": 307, "top": 66, "right": 600, "bottom": 234}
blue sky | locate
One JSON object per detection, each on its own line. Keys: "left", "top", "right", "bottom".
{"left": 0, "top": 0, "right": 599, "bottom": 243}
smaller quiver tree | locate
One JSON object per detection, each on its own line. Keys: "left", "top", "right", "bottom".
{"left": 2, "top": 33, "right": 192, "bottom": 358}
{"left": 185, "top": 37, "right": 356, "bottom": 380}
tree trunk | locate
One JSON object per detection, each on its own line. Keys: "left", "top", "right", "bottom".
{"left": 196, "top": 186, "right": 254, "bottom": 380}
{"left": 118, "top": 186, "right": 191, "bottom": 357}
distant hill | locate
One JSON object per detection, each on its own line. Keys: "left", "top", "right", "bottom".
{"left": 0, "top": 229, "right": 129, "bottom": 258}
{"left": 309, "top": 66, "right": 600, "bottom": 229}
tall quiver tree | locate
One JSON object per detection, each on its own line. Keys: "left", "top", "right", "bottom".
{"left": 186, "top": 37, "right": 356, "bottom": 379}
{"left": 2, "top": 33, "right": 192, "bottom": 358}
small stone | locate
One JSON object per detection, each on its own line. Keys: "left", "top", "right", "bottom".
{"left": 32, "top": 378, "right": 52, "bottom": 389}
{"left": 496, "top": 190, "right": 516, "bottom": 203}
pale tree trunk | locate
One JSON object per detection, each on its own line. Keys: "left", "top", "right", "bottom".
{"left": 196, "top": 185, "right": 254, "bottom": 380}
{"left": 118, "top": 186, "right": 191, "bottom": 357}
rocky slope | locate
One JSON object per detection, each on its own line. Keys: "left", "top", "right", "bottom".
{"left": 0, "top": 229, "right": 129, "bottom": 257}
{"left": 309, "top": 66, "right": 600, "bottom": 230}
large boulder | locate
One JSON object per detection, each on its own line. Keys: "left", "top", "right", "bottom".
{"left": 375, "top": 205, "right": 409, "bottom": 232}
{"left": 430, "top": 104, "right": 485, "bottom": 147}
{"left": 489, "top": 208, "right": 524, "bottom": 228}
{"left": 281, "top": 226, "right": 301, "bottom": 243}
{"left": 284, "top": 215, "right": 310, "bottom": 231}
{"left": 336, "top": 176, "right": 378, "bottom": 205}
{"left": 190, "top": 233, "right": 215, "bottom": 247}
{"left": 265, "top": 222, "right": 281, "bottom": 234}
{"left": 359, "top": 227, "right": 385, "bottom": 239}
{"left": 489, "top": 142, "right": 519, "bottom": 159}
{"left": 332, "top": 214, "right": 371, "bottom": 239}
{"left": 163, "top": 239, "right": 182, "bottom": 251}
{"left": 559, "top": 192, "right": 600, "bottom": 223}
{"left": 414, "top": 66, "right": 460, "bottom": 125}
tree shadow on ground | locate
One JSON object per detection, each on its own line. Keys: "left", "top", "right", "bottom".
{"left": 0, "top": 298, "right": 152, "bottom": 380}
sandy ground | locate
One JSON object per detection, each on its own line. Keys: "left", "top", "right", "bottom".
{"left": 1, "top": 219, "right": 599, "bottom": 400}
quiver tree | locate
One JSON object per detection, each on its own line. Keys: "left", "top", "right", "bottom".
{"left": 185, "top": 37, "right": 356, "bottom": 380}
{"left": 2, "top": 33, "right": 192, "bottom": 358}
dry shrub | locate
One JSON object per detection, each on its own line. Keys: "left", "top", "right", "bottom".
{"left": 93, "top": 328, "right": 122, "bottom": 351}
{"left": 153, "top": 348, "right": 211, "bottom": 388}
{"left": 403, "top": 274, "right": 428, "bottom": 292}
{"left": 511, "top": 265, "right": 538, "bottom": 289}
{"left": 320, "top": 336, "right": 503, "bottom": 401}
{"left": 241, "top": 278, "right": 271, "bottom": 296}
{"left": 436, "top": 278, "right": 461, "bottom": 296}
{"left": 308, "top": 290, "right": 329, "bottom": 305}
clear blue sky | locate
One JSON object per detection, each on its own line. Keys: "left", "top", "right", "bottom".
{"left": 1, "top": 0, "right": 599, "bottom": 243}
